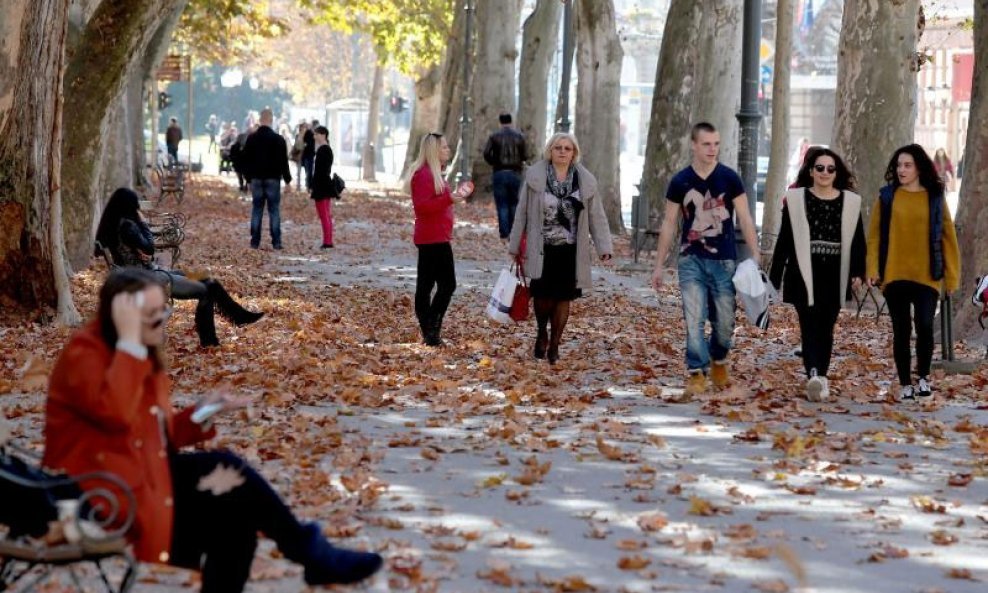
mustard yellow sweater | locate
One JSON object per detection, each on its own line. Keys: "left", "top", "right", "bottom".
{"left": 866, "top": 187, "right": 960, "bottom": 293}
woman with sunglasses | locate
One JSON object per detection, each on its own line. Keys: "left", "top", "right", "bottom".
{"left": 508, "top": 132, "right": 613, "bottom": 364}
{"left": 404, "top": 133, "right": 473, "bottom": 346}
{"left": 866, "top": 144, "right": 960, "bottom": 401}
{"left": 95, "top": 188, "right": 263, "bottom": 347}
{"left": 43, "top": 269, "right": 383, "bottom": 592}
{"left": 770, "top": 148, "right": 866, "bottom": 401}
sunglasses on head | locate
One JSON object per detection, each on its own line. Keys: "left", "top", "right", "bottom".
{"left": 814, "top": 165, "right": 837, "bottom": 173}
{"left": 428, "top": 132, "right": 443, "bottom": 139}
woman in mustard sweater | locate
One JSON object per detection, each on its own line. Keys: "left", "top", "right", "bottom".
{"left": 866, "top": 144, "right": 960, "bottom": 401}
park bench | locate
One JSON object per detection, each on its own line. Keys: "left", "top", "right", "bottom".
{"left": 0, "top": 427, "right": 137, "bottom": 593}
{"left": 150, "top": 163, "right": 186, "bottom": 207}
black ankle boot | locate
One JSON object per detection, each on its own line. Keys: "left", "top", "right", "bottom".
{"left": 534, "top": 329, "right": 548, "bottom": 359}
{"left": 195, "top": 298, "right": 220, "bottom": 347}
{"left": 205, "top": 279, "right": 264, "bottom": 326}
{"left": 296, "top": 523, "right": 383, "bottom": 585}
{"left": 425, "top": 314, "right": 445, "bottom": 347}
{"left": 547, "top": 344, "right": 559, "bottom": 365}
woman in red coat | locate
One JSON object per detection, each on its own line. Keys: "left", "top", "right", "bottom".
{"left": 44, "top": 269, "right": 381, "bottom": 593}
{"left": 403, "top": 133, "right": 472, "bottom": 346}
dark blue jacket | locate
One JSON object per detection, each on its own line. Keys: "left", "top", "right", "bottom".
{"left": 877, "top": 184, "right": 945, "bottom": 282}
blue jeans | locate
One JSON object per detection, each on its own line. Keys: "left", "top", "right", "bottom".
{"left": 250, "top": 179, "right": 282, "bottom": 248}
{"left": 492, "top": 170, "right": 522, "bottom": 239}
{"left": 678, "top": 254, "right": 736, "bottom": 372}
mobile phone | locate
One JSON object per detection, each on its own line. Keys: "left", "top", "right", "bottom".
{"left": 456, "top": 180, "right": 475, "bottom": 197}
{"left": 191, "top": 402, "right": 224, "bottom": 424}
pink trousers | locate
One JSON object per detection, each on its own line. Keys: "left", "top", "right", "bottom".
{"left": 315, "top": 198, "right": 334, "bottom": 246}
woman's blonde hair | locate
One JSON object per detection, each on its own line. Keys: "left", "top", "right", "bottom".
{"left": 542, "top": 132, "right": 581, "bottom": 163}
{"left": 403, "top": 133, "right": 446, "bottom": 195}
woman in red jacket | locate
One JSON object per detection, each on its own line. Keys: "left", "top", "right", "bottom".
{"left": 403, "top": 133, "right": 472, "bottom": 346}
{"left": 44, "top": 269, "right": 381, "bottom": 593}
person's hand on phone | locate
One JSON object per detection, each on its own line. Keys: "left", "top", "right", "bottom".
{"left": 111, "top": 291, "right": 144, "bottom": 344}
{"left": 193, "top": 388, "right": 251, "bottom": 424}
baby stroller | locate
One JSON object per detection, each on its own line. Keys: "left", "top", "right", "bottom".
{"left": 219, "top": 144, "right": 234, "bottom": 174}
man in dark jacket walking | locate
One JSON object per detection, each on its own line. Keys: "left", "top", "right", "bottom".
{"left": 165, "top": 117, "right": 183, "bottom": 165}
{"left": 483, "top": 113, "right": 528, "bottom": 240}
{"left": 242, "top": 108, "right": 292, "bottom": 250}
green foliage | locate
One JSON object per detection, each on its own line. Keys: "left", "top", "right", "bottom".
{"left": 174, "top": 0, "right": 290, "bottom": 63}
{"left": 302, "top": 0, "right": 453, "bottom": 74}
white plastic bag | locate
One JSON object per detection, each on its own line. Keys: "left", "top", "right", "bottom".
{"left": 732, "top": 258, "right": 777, "bottom": 330}
{"left": 486, "top": 268, "right": 516, "bottom": 323}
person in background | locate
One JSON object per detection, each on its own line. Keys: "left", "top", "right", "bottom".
{"left": 95, "top": 188, "right": 264, "bottom": 347}
{"left": 483, "top": 113, "right": 528, "bottom": 241}
{"left": 43, "top": 269, "right": 383, "bottom": 593}
{"left": 205, "top": 114, "right": 219, "bottom": 153}
{"left": 165, "top": 117, "right": 183, "bottom": 166}
{"left": 405, "top": 133, "right": 473, "bottom": 346}
{"left": 770, "top": 148, "right": 866, "bottom": 402}
{"left": 302, "top": 120, "right": 319, "bottom": 191}
{"left": 867, "top": 144, "right": 960, "bottom": 402}
{"left": 291, "top": 121, "right": 309, "bottom": 190}
{"left": 309, "top": 125, "right": 337, "bottom": 249}
{"left": 933, "top": 148, "right": 955, "bottom": 191}
{"left": 242, "top": 109, "right": 292, "bottom": 250}
{"left": 508, "top": 132, "right": 613, "bottom": 365}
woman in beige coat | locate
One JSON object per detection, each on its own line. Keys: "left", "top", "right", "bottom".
{"left": 508, "top": 133, "right": 613, "bottom": 364}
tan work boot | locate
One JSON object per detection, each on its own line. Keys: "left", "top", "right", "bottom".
{"left": 684, "top": 372, "right": 708, "bottom": 396}
{"left": 710, "top": 360, "right": 730, "bottom": 388}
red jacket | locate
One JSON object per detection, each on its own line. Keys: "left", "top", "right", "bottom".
{"left": 411, "top": 165, "right": 454, "bottom": 245}
{"left": 43, "top": 321, "right": 214, "bottom": 564}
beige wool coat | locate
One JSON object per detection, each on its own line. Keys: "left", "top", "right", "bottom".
{"left": 507, "top": 161, "right": 613, "bottom": 290}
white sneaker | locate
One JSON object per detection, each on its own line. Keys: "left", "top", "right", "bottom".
{"left": 806, "top": 375, "right": 825, "bottom": 402}
{"left": 899, "top": 385, "right": 915, "bottom": 401}
{"left": 917, "top": 377, "right": 933, "bottom": 399}
{"left": 819, "top": 376, "right": 830, "bottom": 401}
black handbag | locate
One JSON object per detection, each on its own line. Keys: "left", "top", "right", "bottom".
{"left": 331, "top": 173, "right": 345, "bottom": 199}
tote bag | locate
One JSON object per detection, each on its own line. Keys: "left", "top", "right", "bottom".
{"left": 486, "top": 268, "right": 516, "bottom": 323}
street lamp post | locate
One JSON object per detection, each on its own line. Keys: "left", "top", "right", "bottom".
{"left": 555, "top": 0, "right": 574, "bottom": 133}
{"left": 736, "top": 0, "right": 763, "bottom": 258}
{"left": 459, "top": 0, "right": 475, "bottom": 183}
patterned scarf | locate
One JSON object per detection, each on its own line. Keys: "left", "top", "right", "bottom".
{"left": 546, "top": 162, "right": 576, "bottom": 199}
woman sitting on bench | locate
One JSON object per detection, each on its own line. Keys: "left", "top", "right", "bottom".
{"left": 95, "top": 188, "right": 263, "bottom": 347}
{"left": 43, "top": 269, "right": 383, "bottom": 592}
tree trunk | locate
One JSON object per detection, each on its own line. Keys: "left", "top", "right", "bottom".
{"left": 638, "top": 0, "right": 744, "bottom": 239}
{"left": 832, "top": 0, "right": 920, "bottom": 217}
{"left": 518, "top": 0, "right": 562, "bottom": 161}
{"left": 761, "top": 0, "right": 793, "bottom": 256}
{"left": 402, "top": 64, "right": 443, "bottom": 180}
{"left": 0, "top": 0, "right": 79, "bottom": 323}
{"left": 470, "top": 0, "right": 522, "bottom": 199}
{"left": 362, "top": 57, "right": 385, "bottom": 182}
{"left": 953, "top": 0, "right": 988, "bottom": 340}
{"left": 694, "top": 0, "right": 743, "bottom": 169}
{"left": 61, "top": 0, "right": 187, "bottom": 271}
{"left": 574, "top": 0, "right": 625, "bottom": 235}
{"left": 439, "top": 1, "right": 469, "bottom": 145}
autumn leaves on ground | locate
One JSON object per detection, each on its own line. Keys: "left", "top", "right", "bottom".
{"left": 1, "top": 177, "right": 987, "bottom": 592}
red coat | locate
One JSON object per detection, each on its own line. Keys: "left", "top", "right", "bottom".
{"left": 43, "top": 321, "right": 214, "bottom": 563}
{"left": 411, "top": 165, "right": 454, "bottom": 245}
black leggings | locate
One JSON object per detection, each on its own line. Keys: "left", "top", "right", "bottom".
{"left": 415, "top": 243, "right": 456, "bottom": 325}
{"left": 795, "top": 304, "right": 841, "bottom": 378}
{"left": 883, "top": 281, "right": 939, "bottom": 386}
{"left": 169, "top": 451, "right": 308, "bottom": 593}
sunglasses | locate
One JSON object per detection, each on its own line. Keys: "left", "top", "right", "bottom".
{"left": 144, "top": 306, "right": 173, "bottom": 330}
{"left": 813, "top": 165, "right": 837, "bottom": 173}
